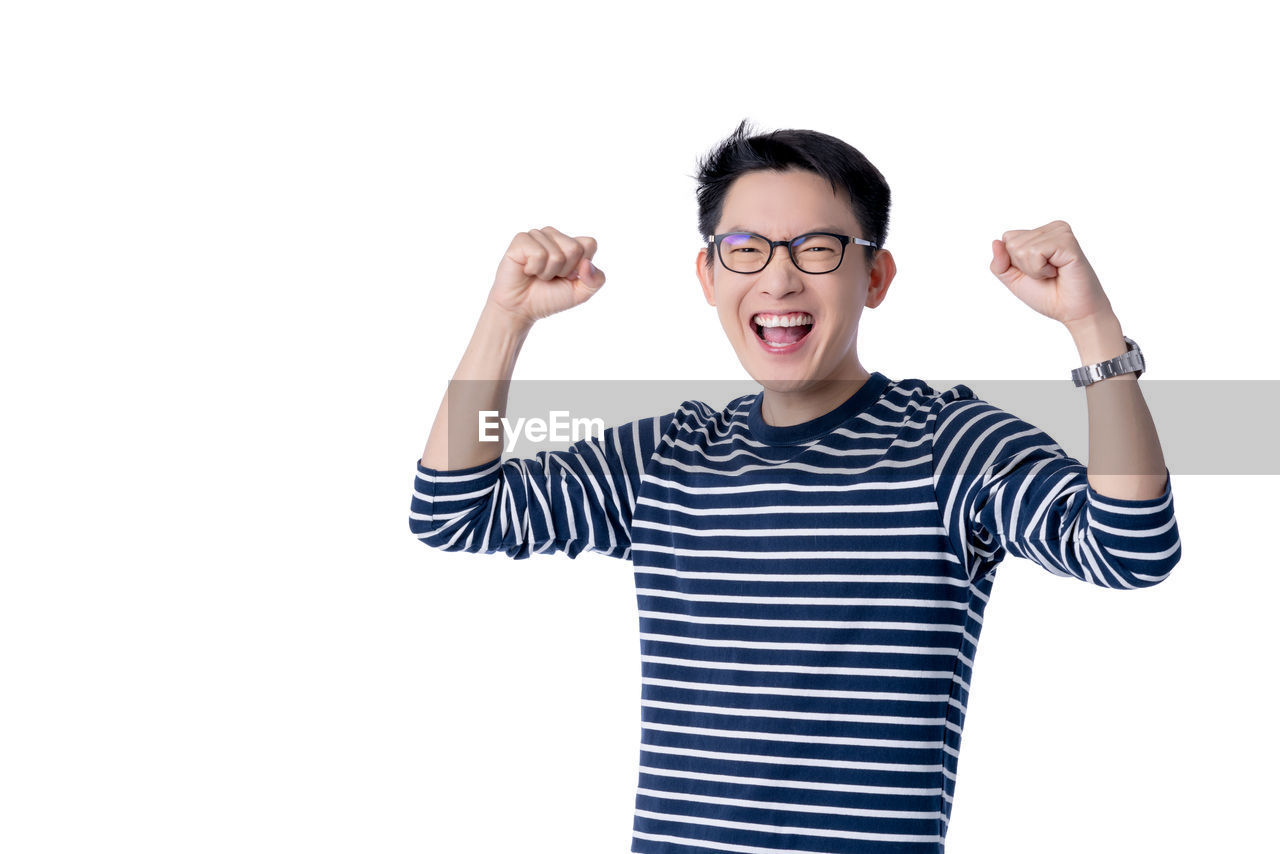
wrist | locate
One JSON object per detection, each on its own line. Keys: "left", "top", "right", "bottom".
{"left": 1067, "top": 311, "right": 1127, "bottom": 365}
{"left": 480, "top": 299, "right": 536, "bottom": 339}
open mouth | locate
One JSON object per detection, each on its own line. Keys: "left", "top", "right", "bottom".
{"left": 752, "top": 312, "right": 814, "bottom": 347}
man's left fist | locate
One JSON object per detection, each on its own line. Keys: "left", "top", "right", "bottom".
{"left": 990, "top": 220, "right": 1115, "bottom": 329}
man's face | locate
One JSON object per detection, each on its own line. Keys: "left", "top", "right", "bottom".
{"left": 696, "top": 168, "right": 894, "bottom": 394}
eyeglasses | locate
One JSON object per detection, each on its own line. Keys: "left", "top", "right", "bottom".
{"left": 705, "top": 231, "right": 879, "bottom": 275}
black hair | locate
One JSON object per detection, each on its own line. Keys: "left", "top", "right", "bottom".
{"left": 693, "top": 118, "right": 891, "bottom": 274}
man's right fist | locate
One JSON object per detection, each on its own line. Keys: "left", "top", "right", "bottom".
{"left": 486, "top": 226, "right": 606, "bottom": 325}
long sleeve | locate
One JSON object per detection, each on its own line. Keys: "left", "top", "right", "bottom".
{"left": 409, "top": 408, "right": 678, "bottom": 561}
{"left": 930, "top": 385, "right": 1181, "bottom": 588}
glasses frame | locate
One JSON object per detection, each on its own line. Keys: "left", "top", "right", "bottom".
{"left": 705, "top": 231, "right": 880, "bottom": 275}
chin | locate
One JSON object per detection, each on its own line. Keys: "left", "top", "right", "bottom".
{"left": 757, "top": 376, "right": 821, "bottom": 394}
{"left": 741, "top": 357, "right": 823, "bottom": 392}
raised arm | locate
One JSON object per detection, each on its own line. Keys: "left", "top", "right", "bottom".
{"left": 934, "top": 220, "right": 1180, "bottom": 587}
{"left": 420, "top": 226, "right": 605, "bottom": 473}
{"left": 411, "top": 225, "right": 677, "bottom": 561}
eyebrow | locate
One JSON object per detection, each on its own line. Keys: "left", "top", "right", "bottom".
{"left": 724, "top": 225, "right": 847, "bottom": 236}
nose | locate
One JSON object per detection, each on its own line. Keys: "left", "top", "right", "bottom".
{"left": 756, "top": 244, "right": 804, "bottom": 297}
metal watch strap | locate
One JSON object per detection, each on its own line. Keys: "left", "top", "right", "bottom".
{"left": 1071, "top": 335, "right": 1145, "bottom": 387}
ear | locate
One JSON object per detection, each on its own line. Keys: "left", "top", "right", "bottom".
{"left": 864, "top": 249, "right": 896, "bottom": 309}
{"left": 696, "top": 247, "right": 716, "bottom": 307}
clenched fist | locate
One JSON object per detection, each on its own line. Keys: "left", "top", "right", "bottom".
{"left": 486, "top": 226, "right": 607, "bottom": 326}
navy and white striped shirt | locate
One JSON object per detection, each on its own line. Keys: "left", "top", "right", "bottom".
{"left": 409, "top": 371, "right": 1180, "bottom": 853}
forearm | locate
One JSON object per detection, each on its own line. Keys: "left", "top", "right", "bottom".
{"left": 1067, "top": 312, "right": 1168, "bottom": 500}
{"left": 420, "top": 301, "right": 534, "bottom": 471}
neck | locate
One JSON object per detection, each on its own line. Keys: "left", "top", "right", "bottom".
{"left": 760, "top": 371, "right": 873, "bottom": 428}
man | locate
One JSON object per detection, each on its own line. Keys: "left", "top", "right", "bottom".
{"left": 410, "top": 120, "right": 1180, "bottom": 853}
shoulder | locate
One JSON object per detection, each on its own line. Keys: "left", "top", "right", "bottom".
{"left": 672, "top": 392, "right": 755, "bottom": 427}
{"left": 902, "top": 380, "right": 996, "bottom": 448}
{"left": 880, "top": 376, "right": 979, "bottom": 419}
{"left": 916, "top": 380, "right": 981, "bottom": 417}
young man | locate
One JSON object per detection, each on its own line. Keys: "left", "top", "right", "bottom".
{"left": 409, "top": 120, "right": 1180, "bottom": 853}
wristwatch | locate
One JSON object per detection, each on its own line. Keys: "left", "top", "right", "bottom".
{"left": 1071, "top": 335, "right": 1145, "bottom": 387}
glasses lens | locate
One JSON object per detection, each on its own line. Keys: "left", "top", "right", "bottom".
{"left": 720, "top": 233, "right": 772, "bottom": 273}
{"left": 791, "top": 233, "right": 844, "bottom": 273}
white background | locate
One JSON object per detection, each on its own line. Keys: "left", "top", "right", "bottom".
{"left": 2, "top": 2, "right": 1276, "bottom": 852}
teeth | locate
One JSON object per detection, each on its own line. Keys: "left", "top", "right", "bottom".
{"left": 753, "top": 312, "right": 813, "bottom": 328}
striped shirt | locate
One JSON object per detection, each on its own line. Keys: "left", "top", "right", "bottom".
{"left": 408, "top": 371, "right": 1181, "bottom": 853}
